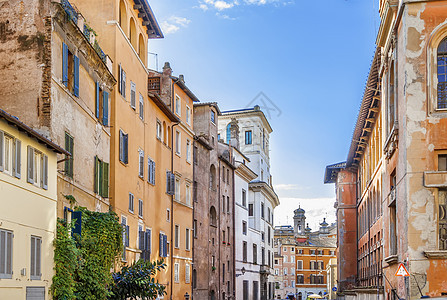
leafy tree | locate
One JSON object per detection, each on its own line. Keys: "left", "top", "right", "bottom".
{"left": 108, "top": 259, "right": 167, "bottom": 300}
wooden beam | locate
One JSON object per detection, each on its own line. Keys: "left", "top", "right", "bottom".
{"left": 373, "top": 95, "right": 381, "bottom": 101}
{"left": 363, "top": 128, "right": 372, "bottom": 132}
{"left": 138, "top": 12, "right": 147, "bottom": 18}
{"left": 142, "top": 20, "right": 151, "bottom": 26}
{"left": 134, "top": 4, "right": 142, "bottom": 9}
{"left": 369, "top": 107, "right": 379, "bottom": 113}
{"left": 366, "top": 118, "right": 376, "bottom": 123}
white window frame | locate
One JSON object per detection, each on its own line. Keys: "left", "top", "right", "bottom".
{"left": 175, "top": 95, "right": 181, "bottom": 116}
{"left": 0, "top": 229, "right": 13, "bottom": 279}
{"left": 156, "top": 120, "right": 163, "bottom": 141}
{"left": 185, "top": 183, "right": 191, "bottom": 206}
{"left": 3, "top": 134, "right": 13, "bottom": 175}
{"left": 166, "top": 208, "right": 170, "bottom": 222}
{"left": 175, "top": 131, "right": 181, "bottom": 155}
{"left": 174, "top": 262, "right": 179, "bottom": 283}
{"left": 186, "top": 139, "right": 191, "bottom": 163}
{"left": 128, "top": 193, "right": 134, "bottom": 213}
{"left": 185, "top": 263, "right": 190, "bottom": 283}
{"left": 174, "top": 224, "right": 180, "bottom": 249}
{"left": 186, "top": 105, "right": 191, "bottom": 125}
{"left": 138, "top": 149, "right": 144, "bottom": 178}
{"left": 297, "top": 260, "right": 303, "bottom": 270}
{"left": 139, "top": 93, "right": 144, "bottom": 120}
{"left": 138, "top": 199, "right": 143, "bottom": 218}
{"left": 130, "top": 81, "right": 136, "bottom": 109}
{"left": 175, "top": 177, "right": 180, "bottom": 201}
{"left": 185, "top": 228, "right": 190, "bottom": 251}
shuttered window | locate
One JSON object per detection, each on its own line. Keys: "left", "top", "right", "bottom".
{"left": 0, "top": 229, "right": 13, "bottom": 279}
{"left": 13, "top": 139, "right": 21, "bottom": 179}
{"left": 0, "top": 131, "right": 20, "bottom": 178}
{"left": 130, "top": 82, "right": 136, "bottom": 109}
{"left": 139, "top": 229, "right": 151, "bottom": 261}
{"left": 119, "top": 130, "right": 128, "bottom": 164}
{"left": 94, "top": 156, "right": 109, "bottom": 198}
{"left": 62, "top": 43, "right": 79, "bottom": 96}
{"left": 118, "top": 64, "right": 126, "bottom": 98}
{"left": 139, "top": 94, "right": 144, "bottom": 120}
{"left": 166, "top": 171, "right": 175, "bottom": 195}
{"left": 185, "top": 228, "right": 190, "bottom": 251}
{"left": 147, "top": 157, "right": 155, "bottom": 185}
{"left": 138, "top": 149, "right": 144, "bottom": 178}
{"left": 103, "top": 91, "right": 109, "bottom": 126}
{"left": 73, "top": 55, "right": 79, "bottom": 97}
{"left": 128, "top": 193, "right": 134, "bottom": 213}
{"left": 30, "top": 236, "right": 41, "bottom": 280}
{"left": 121, "top": 217, "right": 128, "bottom": 261}
{"left": 64, "top": 133, "right": 74, "bottom": 178}
{"left": 174, "top": 263, "right": 179, "bottom": 283}
{"left": 27, "top": 147, "right": 47, "bottom": 189}
{"left": 138, "top": 199, "right": 143, "bottom": 218}
{"left": 185, "top": 263, "right": 190, "bottom": 283}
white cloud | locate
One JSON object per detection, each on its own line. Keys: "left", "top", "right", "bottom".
{"left": 160, "top": 16, "right": 191, "bottom": 35}
{"left": 214, "top": 0, "right": 235, "bottom": 10}
{"left": 216, "top": 12, "right": 237, "bottom": 20}
{"left": 199, "top": 4, "right": 209, "bottom": 10}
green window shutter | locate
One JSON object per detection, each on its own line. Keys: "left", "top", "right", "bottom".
{"left": 98, "top": 159, "right": 103, "bottom": 197}
{"left": 94, "top": 156, "right": 98, "bottom": 194}
{"left": 14, "top": 139, "right": 21, "bottom": 179}
{"left": 65, "top": 133, "right": 73, "bottom": 178}
{"left": 102, "top": 162, "right": 109, "bottom": 198}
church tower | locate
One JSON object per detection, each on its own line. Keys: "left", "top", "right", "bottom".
{"left": 293, "top": 206, "right": 306, "bottom": 236}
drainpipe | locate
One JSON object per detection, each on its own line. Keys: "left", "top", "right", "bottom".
{"left": 232, "top": 153, "right": 236, "bottom": 300}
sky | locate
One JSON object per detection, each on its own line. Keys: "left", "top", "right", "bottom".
{"left": 147, "top": 0, "right": 380, "bottom": 231}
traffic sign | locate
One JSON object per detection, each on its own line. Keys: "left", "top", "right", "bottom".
{"left": 395, "top": 263, "right": 410, "bottom": 277}
{"left": 332, "top": 287, "right": 337, "bottom": 292}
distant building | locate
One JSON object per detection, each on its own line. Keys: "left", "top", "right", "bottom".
{"left": 326, "top": 258, "right": 337, "bottom": 300}
{"left": 273, "top": 254, "right": 285, "bottom": 299}
{"left": 274, "top": 207, "right": 337, "bottom": 300}
{"left": 0, "top": 110, "right": 69, "bottom": 299}
{"left": 219, "top": 106, "right": 280, "bottom": 300}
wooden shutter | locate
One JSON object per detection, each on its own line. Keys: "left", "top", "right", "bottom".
{"left": 102, "top": 162, "right": 109, "bottom": 198}
{"left": 146, "top": 229, "right": 151, "bottom": 255}
{"left": 42, "top": 154, "right": 48, "bottom": 190}
{"left": 98, "top": 158, "right": 103, "bottom": 196}
{"left": 166, "top": 172, "right": 170, "bottom": 193}
{"left": 73, "top": 55, "right": 79, "bottom": 96}
{"left": 62, "top": 43, "right": 68, "bottom": 86}
{"left": 27, "top": 146, "right": 34, "bottom": 184}
{"left": 147, "top": 158, "right": 151, "bottom": 183}
{"left": 93, "top": 156, "right": 98, "bottom": 194}
{"left": 125, "top": 225, "right": 130, "bottom": 247}
{"left": 130, "top": 81, "right": 136, "bottom": 108}
{"left": 122, "top": 69, "right": 126, "bottom": 98}
{"left": 119, "top": 131, "right": 123, "bottom": 162}
{"left": 124, "top": 134, "right": 128, "bottom": 164}
{"left": 139, "top": 230, "right": 145, "bottom": 251}
{"left": 103, "top": 91, "right": 109, "bottom": 126}
{"left": 118, "top": 64, "right": 122, "bottom": 94}
{"left": 14, "top": 139, "right": 21, "bottom": 178}
{"left": 139, "top": 150, "right": 144, "bottom": 178}
{"left": 163, "top": 234, "right": 167, "bottom": 257}
{"left": 0, "top": 130, "right": 4, "bottom": 172}
{"left": 170, "top": 173, "right": 175, "bottom": 195}
{"left": 95, "top": 82, "right": 100, "bottom": 118}
{"left": 151, "top": 161, "right": 155, "bottom": 185}
{"left": 159, "top": 233, "right": 163, "bottom": 257}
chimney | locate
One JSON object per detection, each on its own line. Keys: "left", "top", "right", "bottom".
{"left": 179, "top": 74, "right": 185, "bottom": 83}
{"left": 162, "top": 62, "right": 172, "bottom": 76}
{"left": 159, "top": 62, "right": 172, "bottom": 107}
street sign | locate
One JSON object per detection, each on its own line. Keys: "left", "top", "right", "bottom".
{"left": 395, "top": 263, "right": 410, "bottom": 277}
{"left": 332, "top": 287, "right": 337, "bottom": 292}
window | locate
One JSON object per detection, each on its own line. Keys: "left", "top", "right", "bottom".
{"left": 186, "top": 106, "right": 191, "bottom": 125}
{"left": 156, "top": 120, "right": 162, "bottom": 140}
{"left": 138, "top": 199, "right": 143, "bottom": 218}
{"left": 243, "top": 241, "right": 247, "bottom": 262}
{"left": 242, "top": 189, "right": 247, "bottom": 207}
{"left": 193, "top": 219, "right": 197, "bottom": 238}
{"left": 211, "top": 110, "right": 216, "bottom": 124}
{"left": 139, "top": 228, "right": 151, "bottom": 261}
{"left": 186, "top": 184, "right": 191, "bottom": 206}
{"left": 175, "top": 131, "right": 181, "bottom": 155}
{"left": 0, "top": 229, "right": 13, "bottom": 278}
{"left": 291, "top": 256, "right": 295, "bottom": 263}
{"left": 121, "top": 216, "right": 129, "bottom": 260}
{"left": 222, "top": 230, "right": 226, "bottom": 243}
{"left": 128, "top": 193, "right": 134, "bottom": 213}
{"left": 159, "top": 232, "right": 168, "bottom": 257}
{"left": 438, "top": 37, "right": 447, "bottom": 109}
{"left": 284, "top": 268, "right": 288, "bottom": 275}
{"left": 30, "top": 236, "right": 41, "bottom": 280}
{"left": 130, "top": 81, "right": 136, "bottom": 109}
{"left": 261, "top": 247, "right": 265, "bottom": 265}
{"left": 261, "top": 203, "right": 265, "bottom": 219}
{"left": 62, "top": 43, "right": 79, "bottom": 97}
{"left": 186, "top": 139, "right": 191, "bottom": 163}
{"left": 0, "top": 132, "right": 21, "bottom": 178}
{"left": 138, "top": 149, "right": 144, "bottom": 178}
{"left": 318, "top": 250, "right": 323, "bottom": 255}
{"left": 222, "top": 195, "right": 226, "bottom": 212}
{"left": 261, "top": 232, "right": 265, "bottom": 242}
{"left": 175, "top": 225, "right": 180, "bottom": 248}
{"left": 166, "top": 171, "right": 175, "bottom": 195}
{"left": 311, "top": 249, "right": 316, "bottom": 255}
{"left": 439, "top": 154, "right": 447, "bottom": 171}
{"left": 283, "top": 255, "right": 287, "bottom": 263}
{"left": 226, "top": 124, "right": 231, "bottom": 143}
{"left": 94, "top": 82, "right": 109, "bottom": 126}
{"left": 248, "top": 203, "right": 254, "bottom": 216}
{"left": 175, "top": 177, "right": 180, "bottom": 201}
{"left": 64, "top": 132, "right": 74, "bottom": 178}
{"left": 174, "top": 263, "right": 179, "bottom": 283}
{"left": 242, "top": 221, "right": 247, "bottom": 235}
{"left": 185, "top": 263, "right": 190, "bottom": 283}
{"left": 222, "top": 166, "right": 226, "bottom": 183}
{"left": 147, "top": 157, "right": 155, "bottom": 185}
{"left": 253, "top": 244, "right": 257, "bottom": 264}
{"left": 139, "top": 93, "right": 144, "bottom": 120}
{"left": 210, "top": 206, "right": 217, "bottom": 226}
{"left": 298, "top": 249, "right": 303, "bottom": 254}
{"left": 245, "top": 130, "right": 252, "bottom": 145}
{"left": 297, "top": 260, "right": 303, "bottom": 270}
{"left": 119, "top": 130, "right": 128, "bottom": 164}
{"left": 223, "top": 263, "right": 225, "bottom": 281}
{"left": 27, "top": 147, "right": 48, "bottom": 189}
{"left": 227, "top": 196, "right": 230, "bottom": 213}
{"left": 118, "top": 64, "right": 126, "bottom": 98}
{"left": 297, "top": 274, "right": 304, "bottom": 284}
{"left": 94, "top": 156, "right": 109, "bottom": 198}
{"left": 193, "top": 181, "right": 197, "bottom": 202}
{"left": 175, "top": 95, "right": 181, "bottom": 116}
{"left": 186, "top": 228, "right": 190, "bottom": 251}
{"left": 166, "top": 209, "right": 170, "bottom": 222}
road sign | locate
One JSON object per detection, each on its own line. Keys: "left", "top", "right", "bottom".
{"left": 332, "top": 287, "right": 337, "bottom": 292}
{"left": 395, "top": 263, "right": 410, "bottom": 277}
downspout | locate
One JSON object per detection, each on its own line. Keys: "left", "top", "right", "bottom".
{"left": 232, "top": 155, "right": 236, "bottom": 299}
{"left": 356, "top": 172, "right": 360, "bottom": 288}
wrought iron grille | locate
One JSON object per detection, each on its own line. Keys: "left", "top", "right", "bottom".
{"left": 439, "top": 190, "right": 447, "bottom": 250}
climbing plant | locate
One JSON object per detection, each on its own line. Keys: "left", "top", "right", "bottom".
{"left": 108, "top": 259, "right": 167, "bottom": 300}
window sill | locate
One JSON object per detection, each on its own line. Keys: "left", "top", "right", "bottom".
{"left": 424, "top": 250, "right": 447, "bottom": 259}
{"left": 384, "top": 255, "right": 398, "bottom": 265}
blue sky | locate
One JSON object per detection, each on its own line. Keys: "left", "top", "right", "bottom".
{"left": 148, "top": 0, "right": 380, "bottom": 230}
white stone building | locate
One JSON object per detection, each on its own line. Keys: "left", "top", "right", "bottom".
{"left": 219, "top": 106, "right": 279, "bottom": 300}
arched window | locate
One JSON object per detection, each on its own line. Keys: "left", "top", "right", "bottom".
{"left": 226, "top": 124, "right": 231, "bottom": 143}
{"left": 210, "top": 165, "right": 216, "bottom": 189}
{"left": 129, "top": 17, "right": 137, "bottom": 49}
{"left": 438, "top": 37, "right": 447, "bottom": 109}
{"left": 210, "top": 206, "right": 217, "bottom": 226}
{"left": 138, "top": 33, "right": 146, "bottom": 64}
{"left": 119, "top": 0, "right": 127, "bottom": 34}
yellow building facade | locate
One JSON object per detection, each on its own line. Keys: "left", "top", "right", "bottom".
{"left": 0, "top": 110, "right": 69, "bottom": 299}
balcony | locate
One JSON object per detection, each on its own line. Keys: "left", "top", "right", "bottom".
{"left": 424, "top": 171, "right": 447, "bottom": 188}
{"left": 260, "top": 265, "right": 270, "bottom": 275}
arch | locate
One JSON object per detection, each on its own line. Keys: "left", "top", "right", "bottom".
{"left": 163, "top": 121, "right": 167, "bottom": 144}
{"left": 119, "top": 0, "right": 127, "bottom": 35}
{"left": 138, "top": 33, "right": 146, "bottom": 64}
{"left": 210, "top": 206, "right": 217, "bottom": 226}
{"left": 129, "top": 17, "right": 137, "bottom": 49}
{"left": 210, "top": 164, "right": 216, "bottom": 189}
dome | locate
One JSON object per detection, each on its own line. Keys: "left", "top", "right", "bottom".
{"left": 320, "top": 218, "right": 328, "bottom": 227}
{"left": 294, "top": 205, "right": 305, "bottom": 216}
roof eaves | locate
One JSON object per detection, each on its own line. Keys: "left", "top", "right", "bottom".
{"left": 134, "top": 0, "right": 164, "bottom": 39}
{"left": 148, "top": 93, "right": 180, "bottom": 123}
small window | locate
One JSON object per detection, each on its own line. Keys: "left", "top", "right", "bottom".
{"left": 211, "top": 110, "right": 216, "bottom": 124}
{"left": 193, "top": 219, "right": 197, "bottom": 238}
{"left": 30, "top": 236, "right": 41, "bottom": 280}
{"left": 245, "top": 130, "right": 252, "bottom": 145}
{"left": 186, "top": 228, "right": 190, "bottom": 251}
{"left": 242, "top": 221, "right": 247, "bottom": 235}
{"left": 248, "top": 203, "right": 254, "bottom": 216}
{"left": 138, "top": 199, "right": 143, "bottom": 218}
{"left": 186, "top": 184, "right": 191, "bottom": 206}
{"left": 175, "top": 177, "right": 180, "bottom": 201}
{"left": 242, "top": 189, "right": 246, "bottom": 207}
{"left": 242, "top": 241, "right": 247, "bottom": 262}
{"left": 27, "top": 147, "right": 48, "bottom": 190}
{"left": 186, "top": 139, "right": 191, "bottom": 163}
{"left": 439, "top": 154, "right": 447, "bottom": 171}
{"left": 156, "top": 120, "right": 163, "bottom": 140}
{"left": 0, "top": 229, "right": 13, "bottom": 278}
{"left": 65, "top": 132, "right": 74, "bottom": 178}
{"left": 185, "top": 263, "right": 190, "bottom": 283}
{"left": 62, "top": 43, "right": 79, "bottom": 97}
{"left": 186, "top": 106, "right": 191, "bottom": 125}
{"left": 175, "top": 95, "right": 181, "bottom": 116}
{"left": 128, "top": 193, "right": 134, "bottom": 213}
{"left": 166, "top": 209, "right": 170, "bottom": 222}
{"left": 118, "top": 64, "right": 126, "bottom": 98}
{"left": 130, "top": 81, "right": 136, "bottom": 109}
{"left": 138, "top": 149, "right": 144, "bottom": 178}
{"left": 147, "top": 157, "right": 155, "bottom": 185}
{"left": 94, "top": 156, "right": 109, "bottom": 198}
{"left": 119, "top": 130, "right": 129, "bottom": 164}
{"left": 174, "top": 263, "right": 179, "bottom": 283}
{"left": 175, "top": 225, "right": 180, "bottom": 248}
{"left": 175, "top": 131, "right": 181, "bottom": 155}
{"left": 261, "top": 203, "right": 265, "bottom": 219}
{"left": 139, "top": 93, "right": 144, "bottom": 120}
{"left": 437, "top": 37, "right": 447, "bottom": 109}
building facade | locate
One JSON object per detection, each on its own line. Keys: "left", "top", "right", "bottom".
{"left": 219, "top": 106, "right": 279, "bottom": 300}
{"left": 325, "top": 1, "right": 447, "bottom": 299}
{"left": 0, "top": 110, "right": 69, "bottom": 299}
